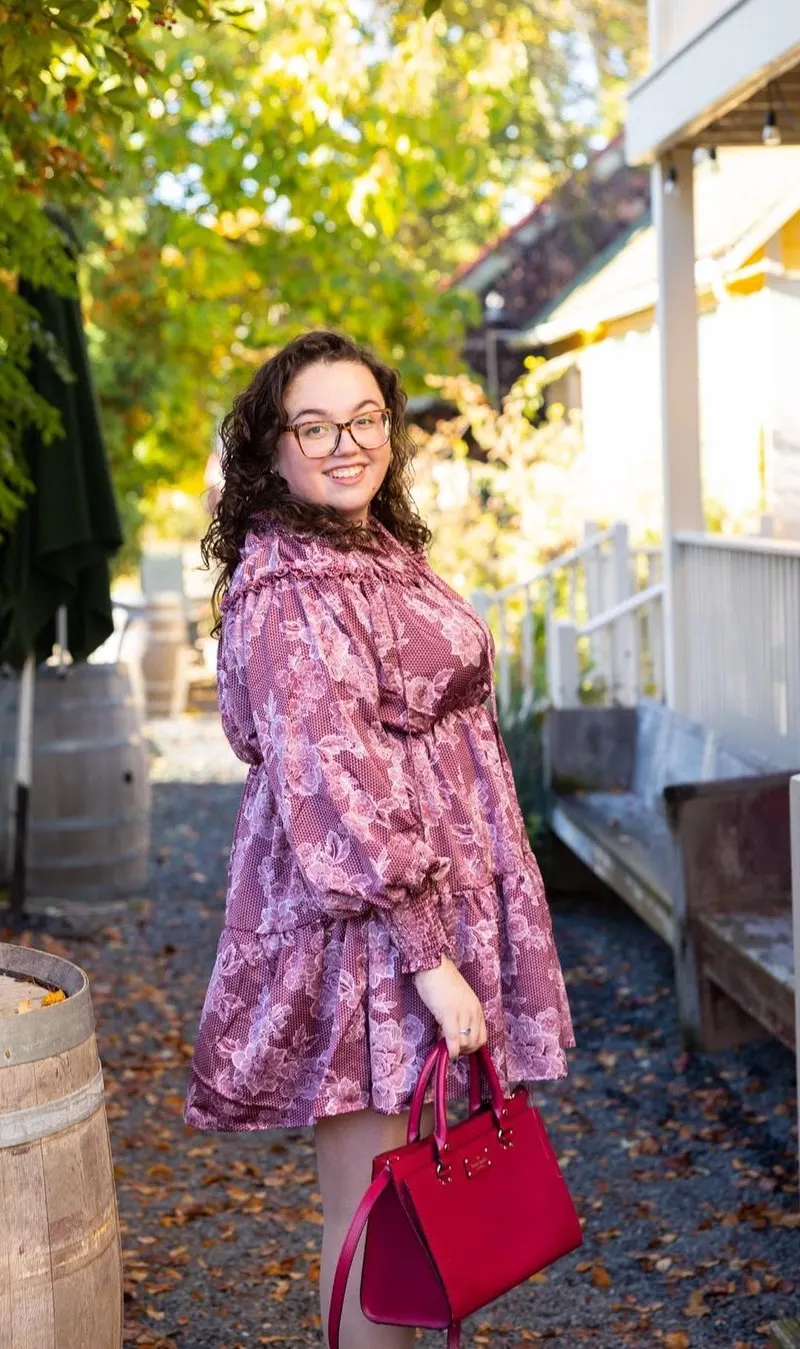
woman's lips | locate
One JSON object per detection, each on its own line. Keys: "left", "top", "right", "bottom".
{"left": 325, "top": 465, "right": 367, "bottom": 484}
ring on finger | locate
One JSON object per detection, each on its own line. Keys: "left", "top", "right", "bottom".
{"left": 460, "top": 1026, "right": 472, "bottom": 1036}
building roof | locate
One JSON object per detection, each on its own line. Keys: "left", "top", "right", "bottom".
{"left": 450, "top": 136, "right": 651, "bottom": 333}
{"left": 519, "top": 146, "right": 800, "bottom": 346}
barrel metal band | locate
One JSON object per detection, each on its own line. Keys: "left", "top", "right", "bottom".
{"left": 34, "top": 733, "right": 138, "bottom": 755}
{"left": 0, "top": 1067, "right": 105, "bottom": 1148}
{"left": 1, "top": 984, "right": 94, "bottom": 1066}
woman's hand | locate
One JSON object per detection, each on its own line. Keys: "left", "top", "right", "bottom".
{"left": 413, "top": 956, "right": 487, "bottom": 1060}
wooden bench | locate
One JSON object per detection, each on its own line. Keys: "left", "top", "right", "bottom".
{"left": 771, "top": 1319, "right": 800, "bottom": 1349}
{"left": 546, "top": 699, "right": 797, "bottom": 1054}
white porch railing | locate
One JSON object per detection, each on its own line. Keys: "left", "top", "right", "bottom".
{"left": 650, "top": 0, "right": 735, "bottom": 61}
{"left": 473, "top": 522, "right": 665, "bottom": 724}
{"left": 675, "top": 532, "right": 800, "bottom": 767}
{"left": 553, "top": 580, "right": 667, "bottom": 711}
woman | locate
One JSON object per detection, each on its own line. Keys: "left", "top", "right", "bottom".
{"left": 184, "top": 330, "right": 574, "bottom": 1347}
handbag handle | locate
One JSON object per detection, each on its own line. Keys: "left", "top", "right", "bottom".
{"left": 406, "top": 1043, "right": 484, "bottom": 1145}
{"left": 406, "top": 1041, "right": 449, "bottom": 1153}
{"left": 407, "top": 1041, "right": 507, "bottom": 1156}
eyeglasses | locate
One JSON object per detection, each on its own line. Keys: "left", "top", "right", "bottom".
{"left": 284, "top": 408, "right": 392, "bottom": 459}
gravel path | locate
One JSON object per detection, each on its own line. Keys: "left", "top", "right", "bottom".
{"left": 3, "top": 712, "right": 797, "bottom": 1349}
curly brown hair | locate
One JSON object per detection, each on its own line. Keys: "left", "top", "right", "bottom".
{"left": 202, "top": 330, "right": 431, "bottom": 629}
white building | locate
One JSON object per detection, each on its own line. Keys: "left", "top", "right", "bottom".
{"left": 625, "top": 0, "right": 800, "bottom": 758}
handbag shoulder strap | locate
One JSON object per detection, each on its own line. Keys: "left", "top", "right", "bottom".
{"left": 328, "top": 1163, "right": 461, "bottom": 1349}
{"left": 328, "top": 1167, "right": 391, "bottom": 1349}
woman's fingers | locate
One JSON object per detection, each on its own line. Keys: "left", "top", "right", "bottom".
{"left": 463, "top": 1008, "right": 487, "bottom": 1056}
{"left": 442, "top": 1019, "right": 462, "bottom": 1061}
{"left": 412, "top": 957, "right": 487, "bottom": 1059}
{"left": 443, "top": 998, "right": 485, "bottom": 1059}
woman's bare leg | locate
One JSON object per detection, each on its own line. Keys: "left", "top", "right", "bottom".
{"left": 315, "top": 1104, "right": 433, "bottom": 1348}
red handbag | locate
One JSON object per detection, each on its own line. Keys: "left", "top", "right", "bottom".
{"left": 328, "top": 1039, "right": 583, "bottom": 1349}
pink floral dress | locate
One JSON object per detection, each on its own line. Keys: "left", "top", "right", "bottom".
{"left": 184, "top": 520, "right": 574, "bottom": 1132}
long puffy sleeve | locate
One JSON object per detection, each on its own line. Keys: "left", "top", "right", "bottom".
{"left": 222, "top": 557, "right": 452, "bottom": 975}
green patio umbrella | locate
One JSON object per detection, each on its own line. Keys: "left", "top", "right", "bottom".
{"left": 0, "top": 207, "right": 122, "bottom": 918}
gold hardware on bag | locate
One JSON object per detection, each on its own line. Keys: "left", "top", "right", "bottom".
{"left": 437, "top": 1141, "right": 453, "bottom": 1183}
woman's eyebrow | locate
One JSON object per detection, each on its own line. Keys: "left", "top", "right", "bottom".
{"left": 289, "top": 398, "right": 381, "bottom": 421}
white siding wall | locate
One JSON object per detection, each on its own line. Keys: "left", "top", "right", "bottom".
{"left": 698, "top": 293, "right": 767, "bottom": 532}
{"left": 577, "top": 327, "right": 663, "bottom": 538}
{"left": 575, "top": 292, "right": 768, "bottom": 540}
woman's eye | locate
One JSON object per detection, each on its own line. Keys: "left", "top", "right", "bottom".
{"left": 303, "top": 424, "right": 326, "bottom": 437}
{"left": 354, "top": 415, "right": 376, "bottom": 428}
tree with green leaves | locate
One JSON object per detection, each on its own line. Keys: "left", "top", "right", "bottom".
{"left": 0, "top": 0, "right": 219, "bottom": 529}
{"left": 1, "top": 0, "right": 646, "bottom": 551}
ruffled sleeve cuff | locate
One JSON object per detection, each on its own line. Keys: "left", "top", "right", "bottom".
{"left": 387, "top": 858, "right": 452, "bottom": 975}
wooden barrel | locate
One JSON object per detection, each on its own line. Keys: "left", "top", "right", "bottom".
{"left": 139, "top": 592, "right": 190, "bottom": 718}
{"left": 0, "top": 942, "right": 123, "bottom": 1348}
{"left": 0, "top": 664, "right": 150, "bottom": 900}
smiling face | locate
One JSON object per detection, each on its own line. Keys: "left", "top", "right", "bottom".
{"left": 275, "top": 360, "right": 392, "bottom": 526}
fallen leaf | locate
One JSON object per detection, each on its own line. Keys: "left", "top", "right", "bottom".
{"left": 684, "top": 1289, "right": 711, "bottom": 1318}
{"left": 592, "top": 1264, "right": 612, "bottom": 1289}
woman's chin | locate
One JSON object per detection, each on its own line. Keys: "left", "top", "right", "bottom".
{"left": 325, "top": 490, "right": 373, "bottom": 523}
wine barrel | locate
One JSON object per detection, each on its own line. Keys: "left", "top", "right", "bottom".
{"left": 0, "top": 942, "right": 123, "bottom": 1348}
{"left": 139, "top": 592, "right": 191, "bottom": 718}
{"left": 0, "top": 663, "right": 150, "bottom": 901}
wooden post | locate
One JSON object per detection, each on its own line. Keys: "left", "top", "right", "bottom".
{"left": 653, "top": 151, "right": 704, "bottom": 712}
{"left": 610, "top": 523, "right": 631, "bottom": 605}
{"left": 612, "top": 612, "right": 640, "bottom": 707}
{"left": 547, "top": 619, "right": 579, "bottom": 709}
{"left": 582, "top": 520, "right": 605, "bottom": 689}
{"left": 609, "top": 523, "right": 636, "bottom": 705}
{"left": 520, "top": 591, "right": 534, "bottom": 716}
{"left": 583, "top": 521, "right": 601, "bottom": 618}
{"left": 664, "top": 790, "right": 704, "bottom": 1048}
{"left": 649, "top": 594, "right": 665, "bottom": 700}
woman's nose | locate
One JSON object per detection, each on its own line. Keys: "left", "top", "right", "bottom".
{"left": 333, "top": 427, "right": 360, "bottom": 455}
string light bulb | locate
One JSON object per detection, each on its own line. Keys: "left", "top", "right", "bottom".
{"left": 664, "top": 163, "right": 680, "bottom": 197}
{"left": 484, "top": 290, "right": 506, "bottom": 321}
{"left": 762, "top": 108, "right": 782, "bottom": 147}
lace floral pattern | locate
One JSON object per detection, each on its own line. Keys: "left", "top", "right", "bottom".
{"left": 184, "top": 522, "right": 574, "bottom": 1131}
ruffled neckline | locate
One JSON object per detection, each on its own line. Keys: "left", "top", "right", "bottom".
{"left": 222, "top": 518, "right": 427, "bottom": 611}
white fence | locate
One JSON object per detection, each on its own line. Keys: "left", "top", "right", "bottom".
{"left": 474, "top": 522, "right": 665, "bottom": 724}
{"left": 478, "top": 517, "right": 800, "bottom": 766}
{"left": 675, "top": 532, "right": 800, "bottom": 767}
